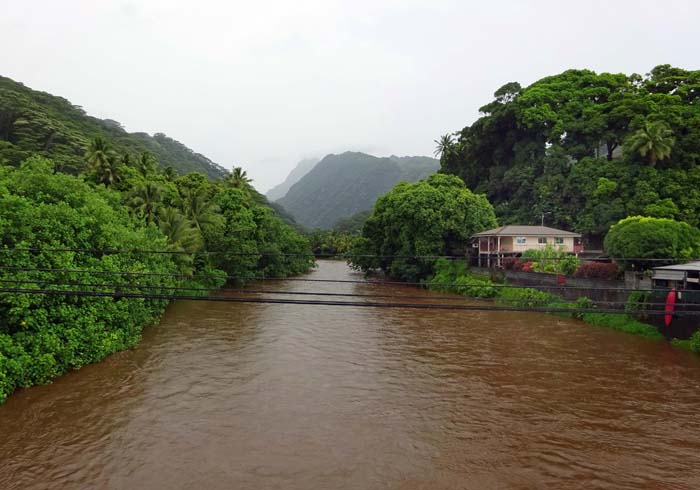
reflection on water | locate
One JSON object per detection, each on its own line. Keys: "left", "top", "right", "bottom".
{"left": 2, "top": 261, "right": 700, "bottom": 489}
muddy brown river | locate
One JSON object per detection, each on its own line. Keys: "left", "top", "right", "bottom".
{"left": 2, "top": 261, "right": 700, "bottom": 489}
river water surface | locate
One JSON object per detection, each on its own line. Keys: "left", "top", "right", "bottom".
{"left": 2, "top": 261, "right": 700, "bottom": 489}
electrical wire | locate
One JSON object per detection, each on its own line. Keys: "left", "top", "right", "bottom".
{"left": 2, "top": 287, "right": 698, "bottom": 316}
{"left": 2, "top": 265, "right": 694, "bottom": 293}
{"left": 1, "top": 247, "right": 699, "bottom": 262}
{"left": 1, "top": 278, "right": 696, "bottom": 310}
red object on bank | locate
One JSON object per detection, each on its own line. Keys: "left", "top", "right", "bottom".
{"left": 664, "top": 289, "right": 677, "bottom": 327}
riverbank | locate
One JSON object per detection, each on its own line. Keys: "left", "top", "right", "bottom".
{"left": 425, "top": 259, "right": 700, "bottom": 349}
{"left": 4, "top": 260, "right": 700, "bottom": 490}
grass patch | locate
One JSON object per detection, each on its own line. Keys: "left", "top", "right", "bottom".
{"left": 581, "top": 313, "right": 664, "bottom": 340}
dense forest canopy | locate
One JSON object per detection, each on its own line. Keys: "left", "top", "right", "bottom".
{"left": 438, "top": 65, "right": 700, "bottom": 245}
{"left": 0, "top": 76, "right": 227, "bottom": 178}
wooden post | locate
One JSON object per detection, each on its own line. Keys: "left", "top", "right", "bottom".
{"left": 497, "top": 236, "right": 501, "bottom": 267}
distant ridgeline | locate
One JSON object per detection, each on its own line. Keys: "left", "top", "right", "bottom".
{"left": 437, "top": 65, "right": 700, "bottom": 243}
{"left": 276, "top": 152, "right": 439, "bottom": 229}
{"left": 266, "top": 157, "right": 319, "bottom": 202}
{"left": 0, "top": 76, "right": 227, "bottom": 179}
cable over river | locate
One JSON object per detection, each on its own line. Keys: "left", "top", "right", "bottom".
{"left": 2, "top": 260, "right": 700, "bottom": 489}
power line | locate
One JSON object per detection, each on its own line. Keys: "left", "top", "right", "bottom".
{"left": 2, "top": 278, "right": 689, "bottom": 309}
{"left": 1, "top": 265, "right": 694, "bottom": 293}
{"left": 2, "top": 287, "right": 697, "bottom": 316}
{"left": 1, "top": 247, "right": 698, "bottom": 262}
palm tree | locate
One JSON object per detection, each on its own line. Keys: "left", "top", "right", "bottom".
{"left": 136, "top": 151, "right": 158, "bottom": 178}
{"left": 224, "top": 167, "right": 253, "bottom": 189}
{"left": 434, "top": 134, "right": 456, "bottom": 159}
{"left": 157, "top": 207, "right": 202, "bottom": 274}
{"left": 625, "top": 121, "right": 675, "bottom": 166}
{"left": 85, "top": 136, "right": 114, "bottom": 172}
{"left": 96, "top": 155, "right": 123, "bottom": 187}
{"left": 162, "top": 165, "right": 177, "bottom": 182}
{"left": 157, "top": 207, "right": 202, "bottom": 252}
{"left": 180, "top": 186, "right": 220, "bottom": 231}
{"left": 128, "top": 182, "right": 163, "bottom": 223}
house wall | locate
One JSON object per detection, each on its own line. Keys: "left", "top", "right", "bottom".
{"left": 479, "top": 236, "right": 576, "bottom": 254}
{"left": 512, "top": 236, "right": 575, "bottom": 253}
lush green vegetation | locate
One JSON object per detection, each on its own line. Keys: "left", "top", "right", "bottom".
{"left": 437, "top": 65, "right": 700, "bottom": 245}
{"left": 0, "top": 84, "right": 314, "bottom": 403}
{"left": 333, "top": 210, "right": 371, "bottom": 235}
{"left": 349, "top": 174, "right": 497, "bottom": 281}
{"left": 0, "top": 152, "right": 312, "bottom": 403}
{"left": 427, "top": 259, "right": 664, "bottom": 340}
{"left": 0, "top": 76, "right": 227, "bottom": 178}
{"left": 277, "top": 152, "right": 438, "bottom": 229}
{"left": 604, "top": 216, "right": 700, "bottom": 269}
{"left": 520, "top": 245, "right": 580, "bottom": 275}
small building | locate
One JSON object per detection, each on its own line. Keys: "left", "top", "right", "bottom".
{"left": 649, "top": 261, "right": 700, "bottom": 340}
{"left": 652, "top": 261, "right": 700, "bottom": 290}
{"left": 472, "top": 225, "right": 582, "bottom": 267}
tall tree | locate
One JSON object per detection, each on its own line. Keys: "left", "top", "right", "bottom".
{"left": 128, "top": 182, "right": 163, "bottom": 223}
{"left": 85, "top": 136, "right": 114, "bottom": 174}
{"left": 433, "top": 134, "right": 456, "bottom": 160}
{"left": 157, "top": 207, "right": 202, "bottom": 252}
{"left": 180, "top": 186, "right": 220, "bottom": 231}
{"left": 136, "top": 151, "right": 158, "bottom": 178}
{"left": 162, "top": 165, "right": 177, "bottom": 182}
{"left": 224, "top": 167, "right": 253, "bottom": 189}
{"left": 95, "top": 155, "right": 123, "bottom": 187}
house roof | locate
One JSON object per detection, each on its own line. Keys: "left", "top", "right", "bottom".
{"left": 472, "top": 225, "right": 581, "bottom": 238}
{"left": 652, "top": 261, "right": 700, "bottom": 271}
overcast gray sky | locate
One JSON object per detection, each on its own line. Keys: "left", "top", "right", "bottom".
{"left": 1, "top": 0, "right": 697, "bottom": 192}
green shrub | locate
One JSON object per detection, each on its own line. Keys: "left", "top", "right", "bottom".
{"left": 521, "top": 245, "right": 579, "bottom": 274}
{"left": 604, "top": 216, "right": 700, "bottom": 270}
{"left": 626, "top": 290, "right": 650, "bottom": 314}
{"left": 497, "top": 286, "right": 554, "bottom": 307}
{"left": 453, "top": 275, "right": 498, "bottom": 298}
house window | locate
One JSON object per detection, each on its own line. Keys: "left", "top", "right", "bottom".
{"left": 554, "top": 237, "right": 564, "bottom": 245}
{"left": 538, "top": 237, "right": 547, "bottom": 244}
{"left": 516, "top": 237, "right": 526, "bottom": 245}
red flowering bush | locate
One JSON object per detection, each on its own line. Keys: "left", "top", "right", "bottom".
{"left": 521, "top": 261, "right": 534, "bottom": 272}
{"left": 573, "top": 261, "right": 620, "bottom": 280}
{"left": 502, "top": 257, "right": 523, "bottom": 270}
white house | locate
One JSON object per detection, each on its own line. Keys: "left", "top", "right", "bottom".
{"left": 472, "top": 225, "right": 582, "bottom": 267}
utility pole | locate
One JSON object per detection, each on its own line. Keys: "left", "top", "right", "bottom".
{"left": 541, "top": 211, "right": 551, "bottom": 226}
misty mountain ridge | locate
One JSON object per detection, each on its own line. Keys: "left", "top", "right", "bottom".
{"left": 0, "top": 75, "right": 227, "bottom": 179}
{"left": 266, "top": 157, "right": 319, "bottom": 201}
{"left": 276, "top": 151, "right": 439, "bottom": 229}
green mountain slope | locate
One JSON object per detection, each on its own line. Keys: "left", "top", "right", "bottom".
{"left": 0, "top": 76, "right": 227, "bottom": 178}
{"left": 277, "top": 151, "right": 438, "bottom": 229}
{"left": 266, "top": 157, "right": 319, "bottom": 201}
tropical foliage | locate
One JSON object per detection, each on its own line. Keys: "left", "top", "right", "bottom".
{"left": 0, "top": 76, "right": 317, "bottom": 403}
{"left": 349, "top": 174, "right": 497, "bottom": 281}
{"left": 438, "top": 65, "right": 700, "bottom": 244}
{"left": 603, "top": 216, "right": 700, "bottom": 269}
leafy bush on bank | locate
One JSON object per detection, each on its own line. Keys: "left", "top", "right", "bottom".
{"left": 427, "top": 259, "right": 665, "bottom": 343}
{"left": 573, "top": 261, "right": 620, "bottom": 280}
